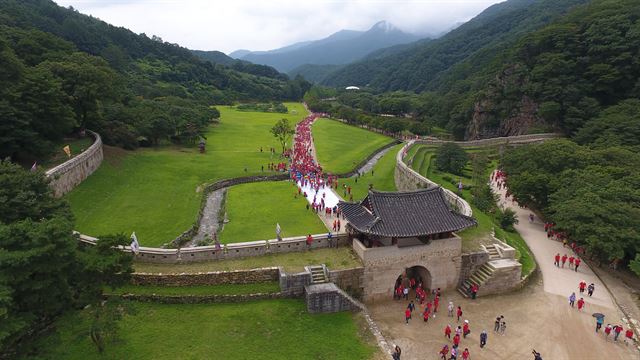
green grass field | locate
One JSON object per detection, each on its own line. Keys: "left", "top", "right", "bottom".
{"left": 408, "top": 144, "right": 535, "bottom": 276}
{"left": 312, "top": 119, "right": 394, "bottom": 174}
{"left": 337, "top": 143, "right": 403, "bottom": 202}
{"left": 133, "top": 247, "right": 362, "bottom": 274}
{"left": 20, "top": 300, "right": 376, "bottom": 360}
{"left": 67, "top": 103, "right": 307, "bottom": 247}
{"left": 109, "top": 282, "right": 280, "bottom": 296}
{"left": 220, "top": 181, "right": 327, "bottom": 243}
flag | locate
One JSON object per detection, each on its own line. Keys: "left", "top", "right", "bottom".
{"left": 130, "top": 232, "right": 140, "bottom": 254}
{"left": 30, "top": 162, "right": 37, "bottom": 172}
{"left": 276, "top": 223, "right": 282, "bottom": 241}
{"left": 63, "top": 145, "right": 71, "bottom": 158}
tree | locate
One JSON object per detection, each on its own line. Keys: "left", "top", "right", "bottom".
{"left": 435, "top": 143, "right": 468, "bottom": 175}
{"left": 0, "top": 161, "right": 133, "bottom": 354}
{"left": 270, "top": 118, "right": 295, "bottom": 154}
{"left": 630, "top": 254, "right": 640, "bottom": 277}
{"left": 498, "top": 208, "right": 519, "bottom": 231}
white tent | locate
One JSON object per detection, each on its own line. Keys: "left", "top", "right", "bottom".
{"left": 345, "top": 86, "right": 360, "bottom": 90}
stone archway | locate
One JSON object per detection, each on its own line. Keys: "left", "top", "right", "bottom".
{"left": 403, "top": 265, "right": 432, "bottom": 292}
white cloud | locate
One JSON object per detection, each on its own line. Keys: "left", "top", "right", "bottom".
{"left": 55, "top": 0, "right": 503, "bottom": 54}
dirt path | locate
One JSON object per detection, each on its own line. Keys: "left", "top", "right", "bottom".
{"left": 370, "top": 280, "right": 636, "bottom": 360}
{"left": 492, "top": 179, "right": 615, "bottom": 309}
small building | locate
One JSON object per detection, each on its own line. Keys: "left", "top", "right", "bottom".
{"left": 345, "top": 86, "right": 360, "bottom": 90}
{"left": 339, "top": 188, "right": 477, "bottom": 302}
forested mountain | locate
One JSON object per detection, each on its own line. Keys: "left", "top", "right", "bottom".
{"left": 322, "top": 0, "right": 587, "bottom": 91}
{"left": 288, "top": 63, "right": 344, "bottom": 84}
{"left": 191, "top": 49, "right": 288, "bottom": 80}
{"left": 0, "top": 0, "right": 310, "bottom": 162}
{"left": 236, "top": 21, "right": 421, "bottom": 72}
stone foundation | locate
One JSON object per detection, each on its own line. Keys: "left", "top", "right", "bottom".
{"left": 305, "top": 283, "right": 361, "bottom": 313}
{"left": 353, "top": 237, "right": 462, "bottom": 303}
{"left": 477, "top": 259, "right": 522, "bottom": 296}
{"left": 131, "top": 267, "right": 279, "bottom": 286}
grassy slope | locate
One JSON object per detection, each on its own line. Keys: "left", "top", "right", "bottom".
{"left": 133, "top": 247, "right": 361, "bottom": 274}
{"left": 22, "top": 300, "right": 376, "bottom": 360}
{"left": 312, "top": 119, "right": 394, "bottom": 174}
{"left": 67, "top": 103, "right": 307, "bottom": 247}
{"left": 109, "top": 282, "right": 280, "bottom": 296}
{"left": 409, "top": 145, "right": 534, "bottom": 276}
{"left": 338, "top": 144, "right": 403, "bottom": 201}
{"left": 220, "top": 181, "right": 327, "bottom": 244}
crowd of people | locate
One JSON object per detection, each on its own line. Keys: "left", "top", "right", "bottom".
{"left": 289, "top": 113, "right": 342, "bottom": 217}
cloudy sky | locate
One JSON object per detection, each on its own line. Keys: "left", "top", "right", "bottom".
{"left": 55, "top": 0, "right": 503, "bottom": 54}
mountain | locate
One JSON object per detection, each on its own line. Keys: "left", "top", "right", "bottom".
{"left": 0, "top": 0, "right": 310, "bottom": 161}
{"left": 191, "top": 49, "right": 235, "bottom": 66}
{"left": 228, "top": 49, "right": 251, "bottom": 58}
{"left": 236, "top": 21, "right": 422, "bottom": 72}
{"left": 191, "top": 49, "right": 287, "bottom": 80}
{"left": 288, "top": 64, "right": 344, "bottom": 84}
{"left": 322, "top": 0, "right": 588, "bottom": 92}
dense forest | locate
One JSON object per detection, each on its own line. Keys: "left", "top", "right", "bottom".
{"left": 310, "top": 0, "right": 639, "bottom": 141}
{"left": 0, "top": 0, "right": 310, "bottom": 162}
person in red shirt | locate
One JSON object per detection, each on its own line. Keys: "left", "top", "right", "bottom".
{"left": 439, "top": 345, "right": 449, "bottom": 360}
{"left": 614, "top": 325, "right": 623, "bottom": 341}
{"left": 444, "top": 324, "right": 452, "bottom": 339}
{"left": 604, "top": 324, "right": 612, "bottom": 340}
{"left": 554, "top": 253, "right": 560, "bottom": 267}
{"left": 434, "top": 295, "right": 440, "bottom": 313}
{"left": 453, "top": 333, "right": 460, "bottom": 347}
{"left": 456, "top": 306, "right": 463, "bottom": 322}
{"left": 561, "top": 254, "right": 568, "bottom": 268}
{"left": 577, "top": 297, "right": 585, "bottom": 311}
{"left": 574, "top": 258, "right": 581, "bottom": 272}
{"left": 423, "top": 307, "right": 431, "bottom": 322}
{"left": 471, "top": 284, "right": 479, "bottom": 300}
{"left": 579, "top": 281, "right": 587, "bottom": 294}
{"left": 463, "top": 320, "right": 470, "bottom": 338}
{"left": 569, "top": 256, "right": 575, "bottom": 269}
{"left": 462, "top": 348, "right": 470, "bottom": 360}
{"left": 624, "top": 328, "right": 634, "bottom": 344}
{"left": 405, "top": 308, "right": 411, "bottom": 324}
{"left": 306, "top": 234, "right": 313, "bottom": 249}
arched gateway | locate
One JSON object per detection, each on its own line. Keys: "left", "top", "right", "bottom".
{"left": 340, "top": 188, "right": 476, "bottom": 302}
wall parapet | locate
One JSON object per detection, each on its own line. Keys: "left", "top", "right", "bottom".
{"left": 416, "top": 133, "right": 561, "bottom": 147}
{"left": 395, "top": 141, "right": 472, "bottom": 216}
{"left": 78, "top": 232, "right": 349, "bottom": 263}
{"left": 45, "top": 130, "right": 103, "bottom": 197}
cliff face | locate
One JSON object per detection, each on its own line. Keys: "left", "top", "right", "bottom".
{"left": 466, "top": 64, "right": 544, "bottom": 140}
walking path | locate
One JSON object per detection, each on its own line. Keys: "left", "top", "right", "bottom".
{"left": 491, "top": 176, "right": 615, "bottom": 309}
{"left": 190, "top": 188, "right": 226, "bottom": 246}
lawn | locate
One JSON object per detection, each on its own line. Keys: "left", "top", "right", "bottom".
{"left": 408, "top": 144, "right": 535, "bottom": 276}
{"left": 133, "top": 247, "right": 362, "bottom": 274}
{"left": 19, "top": 300, "right": 377, "bottom": 360}
{"left": 312, "top": 118, "right": 395, "bottom": 174}
{"left": 109, "top": 282, "right": 280, "bottom": 296}
{"left": 220, "top": 181, "right": 327, "bottom": 244}
{"left": 66, "top": 103, "right": 308, "bottom": 247}
{"left": 337, "top": 143, "right": 403, "bottom": 202}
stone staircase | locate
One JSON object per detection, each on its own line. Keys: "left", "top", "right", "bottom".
{"left": 458, "top": 263, "right": 495, "bottom": 298}
{"left": 309, "top": 265, "right": 328, "bottom": 284}
{"left": 485, "top": 244, "right": 501, "bottom": 260}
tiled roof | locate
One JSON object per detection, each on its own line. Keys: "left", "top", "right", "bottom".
{"left": 339, "top": 187, "right": 476, "bottom": 238}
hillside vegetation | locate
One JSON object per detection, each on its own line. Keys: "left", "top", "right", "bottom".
{"left": 0, "top": 0, "right": 310, "bottom": 162}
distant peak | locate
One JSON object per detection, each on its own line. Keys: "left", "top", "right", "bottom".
{"left": 370, "top": 20, "right": 397, "bottom": 33}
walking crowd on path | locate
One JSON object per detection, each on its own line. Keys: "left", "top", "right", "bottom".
{"left": 288, "top": 113, "right": 345, "bottom": 243}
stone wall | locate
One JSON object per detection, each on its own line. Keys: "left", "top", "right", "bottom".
{"left": 477, "top": 259, "right": 522, "bottom": 297}
{"left": 131, "top": 267, "right": 279, "bottom": 286}
{"left": 329, "top": 267, "right": 365, "bottom": 299}
{"left": 354, "top": 237, "right": 462, "bottom": 303}
{"left": 46, "top": 130, "right": 103, "bottom": 197}
{"left": 79, "top": 232, "right": 349, "bottom": 263}
{"left": 416, "top": 133, "right": 560, "bottom": 147}
{"left": 305, "top": 283, "right": 361, "bottom": 313}
{"left": 119, "top": 292, "right": 284, "bottom": 304}
{"left": 459, "top": 251, "right": 490, "bottom": 287}
{"left": 279, "top": 269, "right": 311, "bottom": 297}
{"left": 395, "top": 141, "right": 473, "bottom": 216}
